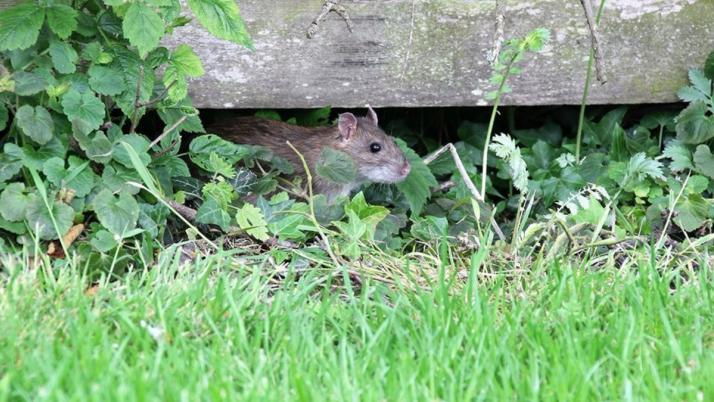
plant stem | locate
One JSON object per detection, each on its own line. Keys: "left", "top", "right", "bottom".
{"left": 481, "top": 53, "right": 518, "bottom": 198}
{"left": 575, "top": 0, "right": 607, "bottom": 161}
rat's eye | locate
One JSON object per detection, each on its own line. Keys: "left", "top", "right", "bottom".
{"left": 370, "top": 142, "right": 382, "bottom": 153}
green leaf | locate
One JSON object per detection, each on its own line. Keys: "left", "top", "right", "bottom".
{"left": 13, "top": 71, "right": 48, "bottom": 96}
{"left": 0, "top": 2, "right": 45, "bottom": 51}
{"left": 490, "top": 133, "right": 529, "bottom": 192}
{"left": 88, "top": 64, "right": 127, "bottom": 95}
{"left": 689, "top": 69, "right": 712, "bottom": 97}
{"left": 42, "top": 156, "right": 97, "bottom": 197}
{"left": 196, "top": 198, "right": 231, "bottom": 231}
{"left": 92, "top": 189, "right": 140, "bottom": 236}
{"left": 202, "top": 179, "right": 235, "bottom": 209}
{"left": 61, "top": 89, "right": 106, "bottom": 134}
{"left": 0, "top": 183, "right": 30, "bottom": 222}
{"left": 0, "top": 104, "right": 7, "bottom": 131}
{"left": 344, "top": 192, "right": 389, "bottom": 240}
{"left": 74, "top": 130, "right": 113, "bottom": 163}
{"left": 162, "top": 64, "right": 188, "bottom": 103}
{"left": 49, "top": 38, "right": 79, "bottom": 74}
{"left": 46, "top": 4, "right": 78, "bottom": 39}
{"left": 171, "top": 44, "right": 204, "bottom": 77}
{"left": 0, "top": 144, "right": 25, "bottom": 183}
{"left": 674, "top": 193, "right": 709, "bottom": 232}
{"left": 187, "top": 0, "right": 253, "bottom": 49}
{"left": 236, "top": 203, "right": 269, "bottom": 241}
{"left": 91, "top": 230, "right": 118, "bottom": 252}
{"left": 395, "top": 140, "right": 437, "bottom": 215}
{"left": 677, "top": 86, "right": 709, "bottom": 103}
{"left": 315, "top": 147, "right": 357, "bottom": 184}
{"left": 122, "top": 3, "right": 165, "bottom": 58}
{"left": 693, "top": 145, "right": 714, "bottom": 179}
{"left": 410, "top": 215, "right": 448, "bottom": 242}
{"left": 113, "top": 134, "right": 151, "bottom": 168}
{"left": 189, "top": 134, "right": 249, "bottom": 168}
{"left": 25, "top": 195, "right": 74, "bottom": 240}
{"left": 16, "top": 105, "right": 54, "bottom": 145}
{"left": 675, "top": 102, "right": 714, "bottom": 144}
{"left": 663, "top": 142, "right": 693, "bottom": 173}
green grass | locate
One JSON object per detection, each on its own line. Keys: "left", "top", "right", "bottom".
{"left": 1, "top": 250, "right": 713, "bottom": 401}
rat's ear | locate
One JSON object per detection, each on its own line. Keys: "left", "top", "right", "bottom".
{"left": 366, "top": 104, "right": 378, "bottom": 126}
{"left": 338, "top": 113, "right": 358, "bottom": 141}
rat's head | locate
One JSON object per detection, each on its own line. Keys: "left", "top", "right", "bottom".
{"left": 335, "top": 106, "right": 411, "bottom": 184}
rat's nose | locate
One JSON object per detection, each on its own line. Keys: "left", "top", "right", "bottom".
{"left": 400, "top": 160, "right": 411, "bottom": 177}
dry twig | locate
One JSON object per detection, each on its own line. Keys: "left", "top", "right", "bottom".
{"left": 579, "top": 0, "right": 607, "bottom": 84}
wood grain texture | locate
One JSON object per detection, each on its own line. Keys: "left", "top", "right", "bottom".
{"left": 3, "top": 0, "right": 714, "bottom": 108}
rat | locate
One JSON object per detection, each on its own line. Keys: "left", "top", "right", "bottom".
{"left": 209, "top": 106, "right": 411, "bottom": 202}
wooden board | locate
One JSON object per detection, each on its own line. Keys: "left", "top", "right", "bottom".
{"left": 3, "top": 0, "right": 714, "bottom": 108}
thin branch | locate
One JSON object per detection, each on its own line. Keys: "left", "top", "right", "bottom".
{"left": 168, "top": 200, "right": 197, "bottom": 221}
{"left": 139, "top": 81, "right": 176, "bottom": 108}
{"left": 149, "top": 115, "right": 187, "bottom": 150}
{"left": 307, "top": 0, "right": 353, "bottom": 39}
{"left": 424, "top": 143, "right": 506, "bottom": 241}
{"left": 487, "top": 1, "right": 505, "bottom": 66}
{"left": 579, "top": 0, "right": 607, "bottom": 84}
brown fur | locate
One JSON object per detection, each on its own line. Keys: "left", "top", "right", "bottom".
{"left": 208, "top": 113, "right": 410, "bottom": 201}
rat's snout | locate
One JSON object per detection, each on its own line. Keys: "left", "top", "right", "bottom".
{"left": 400, "top": 159, "right": 411, "bottom": 177}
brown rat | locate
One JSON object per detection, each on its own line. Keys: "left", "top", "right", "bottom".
{"left": 208, "top": 106, "right": 411, "bottom": 202}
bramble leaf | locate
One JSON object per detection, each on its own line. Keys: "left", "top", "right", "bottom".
{"left": 171, "top": 44, "right": 204, "bottom": 77}
{"left": 395, "top": 139, "right": 437, "bottom": 215}
{"left": 123, "top": 3, "right": 164, "bottom": 57}
{"left": 187, "top": 0, "right": 253, "bottom": 49}
{"left": 316, "top": 148, "right": 357, "bottom": 184}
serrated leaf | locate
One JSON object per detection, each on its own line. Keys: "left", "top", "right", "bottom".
{"left": 25, "top": 195, "right": 74, "bottom": 240}
{"left": 92, "top": 189, "right": 140, "bottom": 236}
{"left": 675, "top": 101, "right": 714, "bottom": 144}
{"left": 677, "top": 86, "right": 708, "bottom": 103}
{"left": 61, "top": 89, "right": 106, "bottom": 134}
{"left": 88, "top": 64, "right": 126, "bottom": 95}
{"left": 171, "top": 44, "right": 204, "bottom": 77}
{"left": 196, "top": 198, "right": 231, "bottom": 231}
{"left": 0, "top": 3, "right": 45, "bottom": 51}
{"left": 187, "top": 0, "right": 253, "bottom": 49}
{"left": 0, "top": 183, "right": 30, "bottom": 222}
{"left": 663, "top": 142, "right": 693, "bottom": 172}
{"left": 689, "top": 69, "right": 712, "bottom": 97}
{"left": 163, "top": 64, "right": 188, "bottom": 103}
{"left": 123, "top": 3, "right": 165, "bottom": 58}
{"left": 13, "top": 71, "right": 48, "bottom": 96}
{"left": 395, "top": 139, "right": 437, "bottom": 215}
{"left": 693, "top": 145, "right": 714, "bottom": 179}
{"left": 236, "top": 203, "right": 269, "bottom": 241}
{"left": 46, "top": 4, "right": 78, "bottom": 39}
{"left": 189, "top": 134, "right": 249, "bottom": 168}
{"left": 16, "top": 105, "right": 54, "bottom": 145}
{"left": 315, "top": 147, "right": 357, "bottom": 184}
{"left": 49, "top": 39, "right": 79, "bottom": 74}
{"left": 344, "top": 192, "right": 388, "bottom": 240}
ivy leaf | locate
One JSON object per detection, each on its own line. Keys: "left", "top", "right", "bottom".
{"left": 315, "top": 148, "right": 357, "bottom": 184}
{"left": 196, "top": 198, "right": 231, "bottom": 231}
{"left": 88, "top": 64, "right": 126, "bottom": 95}
{"left": 189, "top": 134, "right": 250, "bottom": 168}
{"left": 187, "top": 0, "right": 253, "bottom": 49}
{"left": 675, "top": 102, "right": 714, "bottom": 144}
{"left": 395, "top": 139, "right": 437, "bottom": 215}
{"left": 0, "top": 183, "right": 31, "bottom": 222}
{"left": 49, "top": 38, "right": 79, "bottom": 74}
{"left": 46, "top": 4, "right": 78, "bottom": 39}
{"left": 693, "top": 145, "right": 714, "bottom": 179}
{"left": 170, "top": 44, "right": 204, "bottom": 77}
{"left": 0, "top": 2, "right": 45, "bottom": 51}
{"left": 16, "top": 105, "right": 54, "bottom": 145}
{"left": 122, "top": 3, "right": 165, "bottom": 58}
{"left": 25, "top": 195, "right": 74, "bottom": 240}
{"left": 663, "top": 142, "right": 693, "bottom": 172}
{"left": 13, "top": 71, "right": 48, "bottom": 96}
{"left": 92, "top": 189, "right": 140, "bottom": 236}
{"left": 236, "top": 203, "right": 269, "bottom": 241}
{"left": 61, "top": 89, "right": 106, "bottom": 134}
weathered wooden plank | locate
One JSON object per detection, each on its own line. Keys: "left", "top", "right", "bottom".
{"left": 3, "top": 0, "right": 714, "bottom": 108}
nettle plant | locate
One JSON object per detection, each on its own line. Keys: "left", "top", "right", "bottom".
{"left": 0, "top": 0, "right": 251, "bottom": 262}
